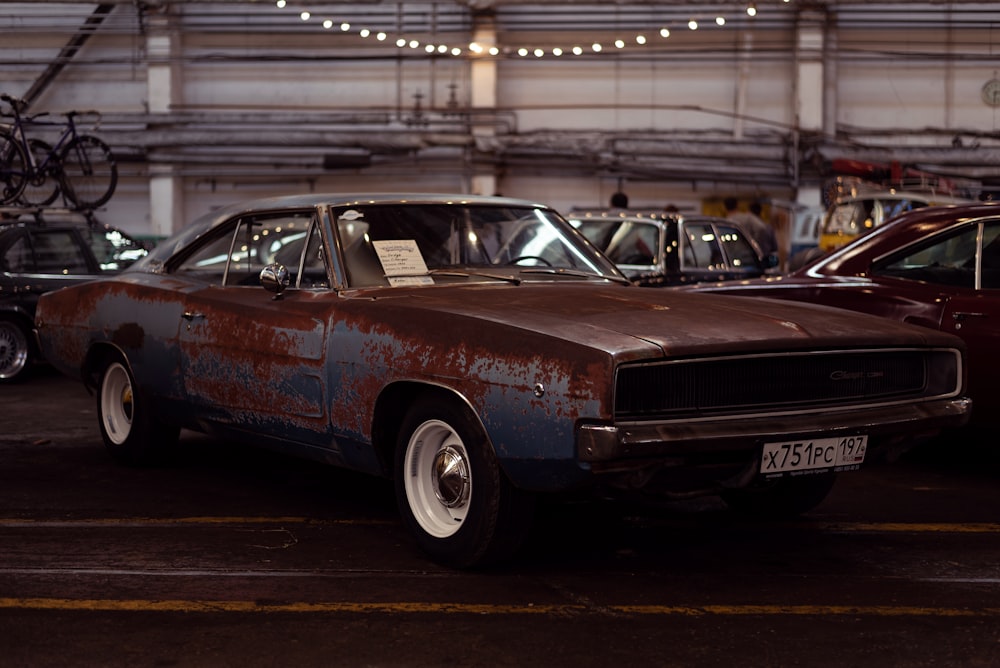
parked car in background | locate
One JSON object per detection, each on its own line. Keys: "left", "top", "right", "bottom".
{"left": 0, "top": 207, "right": 147, "bottom": 382}
{"left": 790, "top": 183, "right": 972, "bottom": 270}
{"left": 35, "top": 194, "right": 970, "bottom": 567}
{"left": 568, "top": 210, "right": 775, "bottom": 286}
{"left": 816, "top": 190, "right": 970, "bottom": 254}
{"left": 681, "top": 201, "right": 1000, "bottom": 427}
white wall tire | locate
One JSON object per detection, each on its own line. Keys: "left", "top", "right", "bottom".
{"left": 96, "top": 354, "right": 179, "bottom": 466}
{"left": 402, "top": 419, "right": 473, "bottom": 539}
{"left": 99, "top": 361, "right": 134, "bottom": 446}
{"left": 395, "top": 395, "right": 535, "bottom": 568}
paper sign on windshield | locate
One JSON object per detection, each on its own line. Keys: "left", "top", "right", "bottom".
{"left": 373, "top": 240, "right": 433, "bottom": 286}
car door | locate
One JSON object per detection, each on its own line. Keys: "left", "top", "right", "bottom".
{"left": 872, "top": 217, "right": 1000, "bottom": 413}
{"left": 173, "top": 210, "right": 334, "bottom": 445}
{"left": 938, "top": 220, "right": 1000, "bottom": 414}
{"left": 679, "top": 220, "right": 733, "bottom": 283}
{"left": 714, "top": 220, "right": 766, "bottom": 278}
{"left": 1, "top": 226, "right": 94, "bottom": 316}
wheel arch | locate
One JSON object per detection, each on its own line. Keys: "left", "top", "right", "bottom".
{"left": 371, "top": 380, "right": 492, "bottom": 480}
{"left": 82, "top": 341, "right": 130, "bottom": 391}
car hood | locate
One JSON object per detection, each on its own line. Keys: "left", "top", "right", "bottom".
{"left": 349, "top": 282, "right": 955, "bottom": 361}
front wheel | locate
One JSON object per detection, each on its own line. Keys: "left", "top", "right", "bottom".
{"left": 97, "top": 356, "right": 179, "bottom": 465}
{"left": 395, "top": 396, "right": 535, "bottom": 568}
{"left": 60, "top": 135, "right": 117, "bottom": 209}
{"left": 720, "top": 473, "right": 837, "bottom": 517}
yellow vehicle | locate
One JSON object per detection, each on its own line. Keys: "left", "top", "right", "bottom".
{"left": 817, "top": 162, "right": 974, "bottom": 254}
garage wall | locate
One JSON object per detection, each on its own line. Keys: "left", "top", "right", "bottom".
{"left": 2, "top": 1, "right": 999, "bottom": 239}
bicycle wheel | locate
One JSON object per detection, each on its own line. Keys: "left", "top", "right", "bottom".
{"left": 59, "top": 134, "right": 117, "bottom": 209}
{"left": 18, "top": 139, "right": 60, "bottom": 206}
{"left": 0, "top": 130, "right": 28, "bottom": 205}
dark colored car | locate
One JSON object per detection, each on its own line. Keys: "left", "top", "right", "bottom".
{"left": 35, "top": 194, "right": 969, "bottom": 567}
{"left": 0, "top": 207, "right": 147, "bottom": 382}
{"left": 568, "top": 210, "right": 775, "bottom": 286}
{"left": 682, "top": 201, "right": 1000, "bottom": 426}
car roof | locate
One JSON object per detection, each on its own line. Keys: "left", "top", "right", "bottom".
{"left": 185, "top": 193, "right": 554, "bottom": 233}
{"left": 831, "top": 192, "right": 971, "bottom": 205}
{"left": 0, "top": 206, "right": 100, "bottom": 228}
{"left": 566, "top": 209, "right": 730, "bottom": 226}
{"left": 134, "top": 193, "right": 561, "bottom": 270}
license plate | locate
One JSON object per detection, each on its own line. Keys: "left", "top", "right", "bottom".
{"left": 760, "top": 435, "right": 868, "bottom": 476}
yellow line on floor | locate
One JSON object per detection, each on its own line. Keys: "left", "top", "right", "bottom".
{"left": 1, "top": 598, "right": 999, "bottom": 617}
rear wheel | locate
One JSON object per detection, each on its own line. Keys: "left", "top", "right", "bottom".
{"left": 97, "top": 355, "right": 178, "bottom": 465}
{"left": 60, "top": 135, "right": 117, "bottom": 209}
{"left": 18, "top": 139, "right": 60, "bottom": 206}
{"left": 395, "top": 395, "right": 535, "bottom": 568}
{"left": 0, "top": 316, "right": 33, "bottom": 383}
{"left": 721, "top": 473, "right": 837, "bottom": 517}
{"left": 0, "top": 130, "right": 27, "bottom": 205}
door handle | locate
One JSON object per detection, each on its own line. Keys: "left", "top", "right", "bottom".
{"left": 951, "top": 311, "right": 986, "bottom": 330}
{"left": 181, "top": 311, "right": 206, "bottom": 321}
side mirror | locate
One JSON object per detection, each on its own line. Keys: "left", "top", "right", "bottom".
{"left": 260, "top": 263, "right": 290, "bottom": 299}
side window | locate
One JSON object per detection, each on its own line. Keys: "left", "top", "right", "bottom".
{"left": 1, "top": 231, "right": 34, "bottom": 272}
{"left": 173, "top": 211, "right": 326, "bottom": 288}
{"left": 82, "top": 226, "right": 148, "bottom": 272}
{"left": 681, "top": 223, "right": 723, "bottom": 270}
{"left": 873, "top": 225, "right": 978, "bottom": 288}
{"left": 716, "top": 223, "right": 761, "bottom": 271}
{"left": 29, "top": 230, "right": 90, "bottom": 275}
{"left": 603, "top": 222, "right": 658, "bottom": 266}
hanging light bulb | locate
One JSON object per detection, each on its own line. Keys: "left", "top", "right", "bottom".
{"left": 660, "top": 27, "right": 671, "bottom": 38}
{"left": 688, "top": 19, "right": 699, "bottom": 30}
{"left": 747, "top": 4, "right": 758, "bottom": 17}
{"left": 716, "top": 16, "right": 726, "bottom": 26}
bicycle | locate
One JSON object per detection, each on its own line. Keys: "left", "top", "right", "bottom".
{"left": 0, "top": 93, "right": 118, "bottom": 209}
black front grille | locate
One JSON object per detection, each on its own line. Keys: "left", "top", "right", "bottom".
{"left": 615, "top": 349, "right": 959, "bottom": 421}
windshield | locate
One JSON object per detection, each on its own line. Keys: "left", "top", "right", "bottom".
{"left": 333, "top": 203, "right": 623, "bottom": 288}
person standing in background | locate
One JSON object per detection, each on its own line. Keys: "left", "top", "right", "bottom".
{"left": 724, "top": 196, "right": 777, "bottom": 259}
{"left": 610, "top": 191, "right": 629, "bottom": 208}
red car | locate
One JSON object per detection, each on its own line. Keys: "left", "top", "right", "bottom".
{"left": 683, "top": 201, "right": 1000, "bottom": 426}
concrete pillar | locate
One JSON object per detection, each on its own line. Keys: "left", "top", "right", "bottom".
{"left": 145, "top": 7, "right": 183, "bottom": 237}
{"left": 469, "top": 14, "right": 498, "bottom": 196}
{"left": 795, "top": 9, "right": 827, "bottom": 135}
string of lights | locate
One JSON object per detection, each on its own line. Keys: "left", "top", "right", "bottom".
{"left": 271, "top": 1, "right": 795, "bottom": 59}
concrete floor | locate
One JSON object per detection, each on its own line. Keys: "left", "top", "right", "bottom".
{"left": 2, "top": 368, "right": 999, "bottom": 667}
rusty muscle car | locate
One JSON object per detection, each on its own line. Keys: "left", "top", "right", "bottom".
{"left": 34, "top": 194, "right": 971, "bottom": 567}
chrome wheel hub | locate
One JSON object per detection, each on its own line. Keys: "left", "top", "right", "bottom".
{"left": 433, "top": 445, "right": 470, "bottom": 509}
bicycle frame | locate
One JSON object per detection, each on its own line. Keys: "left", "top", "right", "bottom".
{"left": 3, "top": 98, "right": 86, "bottom": 176}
